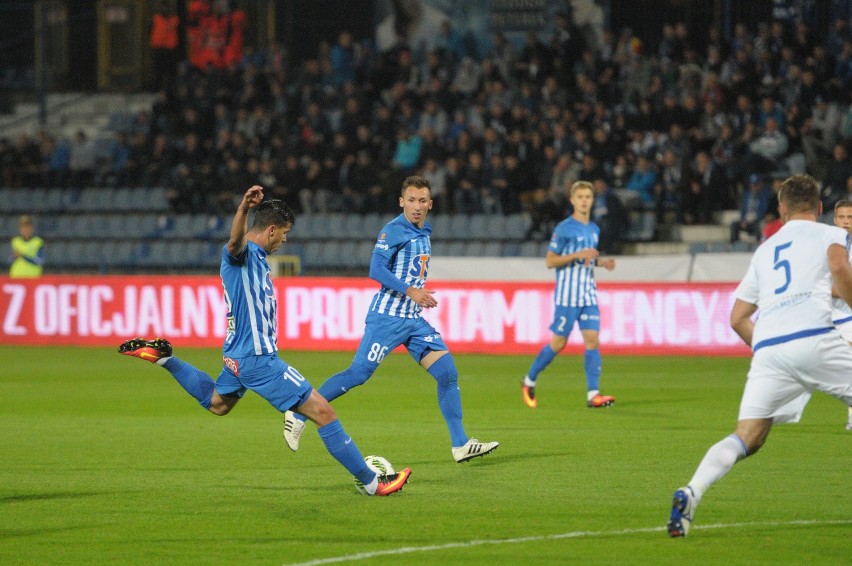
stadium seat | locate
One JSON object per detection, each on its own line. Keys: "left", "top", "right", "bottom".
{"left": 446, "top": 241, "right": 466, "bottom": 256}
{"left": 485, "top": 214, "right": 508, "bottom": 237}
{"left": 464, "top": 241, "right": 486, "bottom": 256}
{"left": 519, "top": 241, "right": 545, "bottom": 257}
{"left": 363, "top": 213, "right": 387, "bottom": 236}
{"left": 482, "top": 241, "right": 502, "bottom": 256}
{"left": 338, "top": 241, "right": 361, "bottom": 268}
{"left": 302, "top": 241, "right": 324, "bottom": 269}
{"left": 463, "top": 214, "right": 489, "bottom": 241}
{"left": 448, "top": 214, "right": 471, "bottom": 240}
{"left": 44, "top": 188, "right": 65, "bottom": 212}
{"left": 501, "top": 241, "right": 520, "bottom": 256}
{"left": 504, "top": 213, "right": 531, "bottom": 240}
{"left": 112, "top": 187, "right": 132, "bottom": 211}
{"left": 428, "top": 214, "right": 451, "bottom": 240}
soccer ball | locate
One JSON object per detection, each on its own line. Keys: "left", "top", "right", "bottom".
{"left": 353, "top": 455, "right": 395, "bottom": 495}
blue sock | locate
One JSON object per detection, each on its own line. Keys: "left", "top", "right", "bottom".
{"left": 294, "top": 362, "right": 374, "bottom": 423}
{"left": 318, "top": 419, "right": 374, "bottom": 484}
{"left": 528, "top": 344, "right": 557, "bottom": 382}
{"left": 427, "top": 354, "right": 467, "bottom": 447}
{"left": 162, "top": 357, "right": 214, "bottom": 409}
{"left": 584, "top": 348, "right": 602, "bottom": 392}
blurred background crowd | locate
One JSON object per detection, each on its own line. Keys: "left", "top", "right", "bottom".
{"left": 1, "top": 0, "right": 850, "bottom": 254}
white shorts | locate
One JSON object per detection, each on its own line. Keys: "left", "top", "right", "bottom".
{"left": 740, "top": 331, "right": 852, "bottom": 423}
{"left": 836, "top": 320, "right": 852, "bottom": 342}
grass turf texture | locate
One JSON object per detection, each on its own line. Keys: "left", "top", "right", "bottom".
{"left": 0, "top": 345, "right": 849, "bottom": 565}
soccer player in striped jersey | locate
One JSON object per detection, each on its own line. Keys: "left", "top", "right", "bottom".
{"left": 521, "top": 180, "right": 616, "bottom": 409}
{"left": 119, "top": 185, "right": 410, "bottom": 496}
{"left": 831, "top": 200, "right": 852, "bottom": 431}
{"left": 667, "top": 174, "right": 852, "bottom": 537}
{"left": 284, "top": 175, "right": 499, "bottom": 463}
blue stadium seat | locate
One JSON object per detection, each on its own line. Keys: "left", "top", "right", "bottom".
{"left": 504, "top": 213, "right": 531, "bottom": 240}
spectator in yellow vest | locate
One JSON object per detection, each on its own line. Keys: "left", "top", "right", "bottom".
{"left": 9, "top": 215, "right": 44, "bottom": 278}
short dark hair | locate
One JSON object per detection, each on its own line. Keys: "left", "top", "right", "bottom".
{"left": 779, "top": 174, "right": 820, "bottom": 215}
{"left": 252, "top": 199, "right": 295, "bottom": 230}
{"left": 835, "top": 199, "right": 852, "bottom": 211}
{"left": 400, "top": 175, "right": 431, "bottom": 197}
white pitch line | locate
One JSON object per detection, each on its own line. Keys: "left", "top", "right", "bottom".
{"left": 284, "top": 519, "right": 852, "bottom": 566}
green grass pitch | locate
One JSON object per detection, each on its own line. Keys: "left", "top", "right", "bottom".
{"left": 1, "top": 345, "right": 849, "bottom": 565}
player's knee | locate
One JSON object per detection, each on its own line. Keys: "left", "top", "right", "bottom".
{"left": 313, "top": 400, "right": 337, "bottom": 426}
{"left": 208, "top": 403, "right": 231, "bottom": 416}
{"left": 550, "top": 336, "right": 568, "bottom": 352}
{"left": 207, "top": 393, "right": 234, "bottom": 416}
{"left": 427, "top": 353, "right": 458, "bottom": 387}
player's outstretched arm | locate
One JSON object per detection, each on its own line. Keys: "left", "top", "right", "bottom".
{"left": 828, "top": 243, "right": 852, "bottom": 307}
{"left": 730, "top": 299, "right": 757, "bottom": 347}
{"left": 227, "top": 185, "right": 264, "bottom": 256}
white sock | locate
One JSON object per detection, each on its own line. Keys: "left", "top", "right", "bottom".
{"left": 155, "top": 356, "right": 172, "bottom": 367}
{"left": 587, "top": 389, "right": 599, "bottom": 402}
{"left": 688, "top": 434, "right": 748, "bottom": 502}
{"left": 363, "top": 475, "right": 378, "bottom": 495}
{"left": 523, "top": 375, "right": 535, "bottom": 387}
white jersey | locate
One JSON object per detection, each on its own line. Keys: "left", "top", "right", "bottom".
{"left": 735, "top": 219, "right": 848, "bottom": 352}
{"left": 831, "top": 234, "right": 852, "bottom": 326}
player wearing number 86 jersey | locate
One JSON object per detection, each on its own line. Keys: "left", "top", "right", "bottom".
{"left": 287, "top": 175, "right": 500, "bottom": 463}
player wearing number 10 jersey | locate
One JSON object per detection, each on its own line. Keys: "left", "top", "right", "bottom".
{"left": 119, "top": 186, "right": 411, "bottom": 495}
{"left": 285, "top": 175, "right": 499, "bottom": 463}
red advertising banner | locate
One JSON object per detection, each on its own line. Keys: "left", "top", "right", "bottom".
{"left": 0, "top": 276, "right": 750, "bottom": 356}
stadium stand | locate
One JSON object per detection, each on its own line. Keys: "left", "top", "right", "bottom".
{"left": 1, "top": 8, "right": 850, "bottom": 275}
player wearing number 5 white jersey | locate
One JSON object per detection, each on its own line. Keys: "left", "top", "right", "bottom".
{"left": 285, "top": 175, "right": 499, "bottom": 463}
{"left": 667, "top": 174, "right": 852, "bottom": 537}
{"left": 830, "top": 200, "right": 852, "bottom": 430}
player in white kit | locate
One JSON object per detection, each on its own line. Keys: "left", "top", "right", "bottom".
{"left": 667, "top": 174, "right": 852, "bottom": 537}
{"left": 831, "top": 200, "right": 852, "bottom": 430}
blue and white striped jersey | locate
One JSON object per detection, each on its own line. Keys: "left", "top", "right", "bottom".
{"left": 549, "top": 217, "right": 600, "bottom": 307}
{"left": 369, "top": 214, "right": 431, "bottom": 318}
{"left": 220, "top": 242, "right": 278, "bottom": 357}
{"left": 831, "top": 234, "right": 852, "bottom": 324}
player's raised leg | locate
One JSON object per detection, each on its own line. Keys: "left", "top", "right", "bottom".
{"left": 119, "top": 337, "right": 216, "bottom": 410}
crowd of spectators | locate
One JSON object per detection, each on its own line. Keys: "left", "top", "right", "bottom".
{"left": 1, "top": 7, "right": 851, "bottom": 249}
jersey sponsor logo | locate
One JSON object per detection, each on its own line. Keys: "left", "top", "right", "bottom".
{"left": 408, "top": 254, "right": 430, "bottom": 279}
{"left": 223, "top": 356, "right": 240, "bottom": 376}
{"left": 264, "top": 272, "right": 274, "bottom": 297}
{"left": 375, "top": 232, "right": 389, "bottom": 250}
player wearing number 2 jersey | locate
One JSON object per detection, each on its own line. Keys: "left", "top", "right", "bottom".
{"left": 667, "top": 174, "right": 852, "bottom": 537}
{"left": 521, "top": 180, "right": 616, "bottom": 409}
{"left": 119, "top": 185, "right": 410, "bottom": 495}
{"left": 285, "top": 175, "right": 499, "bottom": 463}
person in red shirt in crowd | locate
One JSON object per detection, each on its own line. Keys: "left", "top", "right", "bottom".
{"left": 149, "top": 2, "right": 180, "bottom": 88}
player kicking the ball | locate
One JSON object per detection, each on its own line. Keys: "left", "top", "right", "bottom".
{"left": 521, "top": 180, "right": 616, "bottom": 410}
{"left": 119, "top": 185, "right": 410, "bottom": 496}
{"left": 667, "top": 175, "right": 852, "bottom": 537}
{"left": 284, "top": 175, "right": 499, "bottom": 463}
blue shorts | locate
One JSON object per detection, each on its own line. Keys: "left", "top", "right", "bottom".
{"left": 550, "top": 304, "right": 600, "bottom": 336}
{"left": 354, "top": 311, "right": 448, "bottom": 368}
{"left": 214, "top": 353, "right": 313, "bottom": 412}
